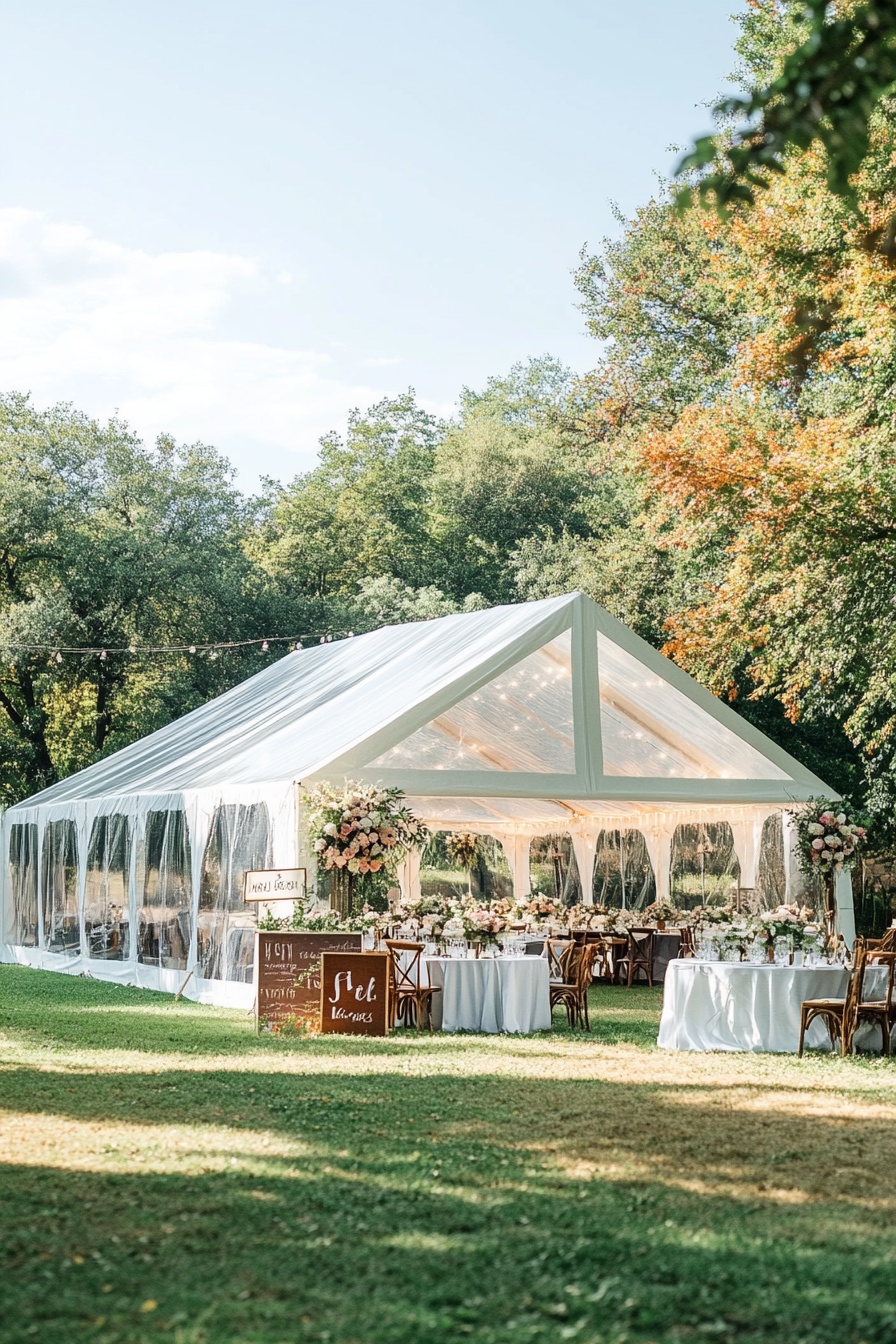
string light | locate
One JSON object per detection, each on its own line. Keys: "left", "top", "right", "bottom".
{"left": 3, "top": 630, "right": 352, "bottom": 659}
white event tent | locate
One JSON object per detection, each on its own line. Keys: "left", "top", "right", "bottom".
{"left": 0, "top": 591, "right": 850, "bottom": 1008}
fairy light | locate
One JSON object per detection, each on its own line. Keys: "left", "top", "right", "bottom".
{"left": 1, "top": 629, "right": 351, "bottom": 659}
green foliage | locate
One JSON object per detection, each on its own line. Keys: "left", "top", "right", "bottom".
{"left": 676, "top": 0, "right": 896, "bottom": 217}
{"left": 0, "top": 395, "right": 288, "bottom": 799}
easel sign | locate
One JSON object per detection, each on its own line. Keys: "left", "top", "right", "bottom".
{"left": 255, "top": 931, "right": 362, "bottom": 1030}
{"left": 243, "top": 869, "right": 307, "bottom": 902}
{"left": 320, "top": 952, "right": 390, "bottom": 1036}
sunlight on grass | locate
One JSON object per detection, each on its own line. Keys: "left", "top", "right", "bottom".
{"left": 2, "top": 965, "right": 896, "bottom": 1344}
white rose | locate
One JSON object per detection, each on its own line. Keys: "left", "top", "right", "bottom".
{"left": 836, "top": 813, "right": 846, "bottom": 825}
{"left": 824, "top": 834, "right": 841, "bottom": 847}
{"left": 811, "top": 838, "right": 825, "bottom": 851}
{"left": 808, "top": 822, "right": 824, "bottom": 836}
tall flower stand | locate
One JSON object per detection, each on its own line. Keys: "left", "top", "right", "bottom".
{"left": 330, "top": 867, "right": 353, "bottom": 919}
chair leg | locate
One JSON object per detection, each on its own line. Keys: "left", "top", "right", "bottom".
{"left": 798, "top": 1009, "right": 807, "bottom": 1057}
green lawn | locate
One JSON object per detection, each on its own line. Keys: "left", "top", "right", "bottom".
{"left": 1, "top": 967, "right": 895, "bottom": 1344}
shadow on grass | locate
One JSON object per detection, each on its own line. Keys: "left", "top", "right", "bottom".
{"left": 3, "top": 1060, "right": 896, "bottom": 1343}
{"left": 4, "top": 967, "right": 896, "bottom": 1343}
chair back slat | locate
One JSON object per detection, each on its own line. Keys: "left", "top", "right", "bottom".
{"left": 384, "top": 939, "right": 425, "bottom": 994}
{"left": 546, "top": 938, "right": 574, "bottom": 982}
{"left": 866, "top": 950, "right": 896, "bottom": 1011}
{"left": 842, "top": 938, "right": 867, "bottom": 1054}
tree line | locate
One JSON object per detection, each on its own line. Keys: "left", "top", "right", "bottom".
{"left": 2, "top": 2, "right": 895, "bottom": 849}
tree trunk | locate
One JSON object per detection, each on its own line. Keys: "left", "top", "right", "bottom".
{"left": 330, "top": 867, "right": 352, "bottom": 919}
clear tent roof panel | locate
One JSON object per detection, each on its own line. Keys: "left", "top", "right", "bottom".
{"left": 596, "top": 633, "right": 793, "bottom": 781}
{"left": 368, "top": 633, "right": 574, "bottom": 773}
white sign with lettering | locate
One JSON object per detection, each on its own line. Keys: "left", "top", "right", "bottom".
{"left": 243, "top": 868, "right": 307, "bottom": 902}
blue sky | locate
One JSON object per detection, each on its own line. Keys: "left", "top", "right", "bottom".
{"left": 0, "top": 1, "right": 741, "bottom": 485}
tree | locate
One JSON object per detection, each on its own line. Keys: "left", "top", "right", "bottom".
{"left": 676, "top": 0, "right": 896, "bottom": 228}
{"left": 249, "top": 393, "right": 445, "bottom": 601}
{"left": 573, "top": 8, "right": 896, "bottom": 835}
{"left": 0, "top": 395, "right": 284, "bottom": 800}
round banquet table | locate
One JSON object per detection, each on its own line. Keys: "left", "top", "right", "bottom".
{"left": 658, "top": 960, "right": 889, "bottom": 1053}
{"left": 424, "top": 955, "right": 551, "bottom": 1034}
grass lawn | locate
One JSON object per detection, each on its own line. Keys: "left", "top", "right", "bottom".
{"left": 1, "top": 967, "right": 895, "bottom": 1344}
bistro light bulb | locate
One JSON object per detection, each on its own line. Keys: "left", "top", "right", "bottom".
{"left": 261, "top": 640, "right": 269, "bottom": 651}
{"left": 128, "top": 645, "right": 136, "bottom": 654}
{"left": 189, "top": 646, "right": 196, "bottom": 654}
{"left": 55, "top": 652, "right": 62, "bottom": 663}
{"left": 99, "top": 650, "right": 107, "bottom": 661}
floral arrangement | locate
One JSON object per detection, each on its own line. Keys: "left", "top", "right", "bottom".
{"left": 445, "top": 831, "right": 481, "bottom": 869}
{"left": 756, "top": 903, "right": 821, "bottom": 950}
{"left": 523, "top": 895, "right": 559, "bottom": 920}
{"left": 791, "top": 798, "right": 867, "bottom": 880}
{"left": 644, "top": 898, "right": 678, "bottom": 925}
{"left": 689, "top": 904, "right": 736, "bottom": 931}
{"left": 307, "top": 782, "right": 427, "bottom": 879}
{"left": 461, "top": 905, "right": 511, "bottom": 942}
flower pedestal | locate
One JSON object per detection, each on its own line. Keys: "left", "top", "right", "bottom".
{"left": 330, "top": 867, "right": 353, "bottom": 920}
{"left": 823, "top": 875, "right": 837, "bottom": 940}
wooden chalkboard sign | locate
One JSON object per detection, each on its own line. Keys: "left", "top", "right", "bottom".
{"left": 320, "top": 951, "right": 391, "bottom": 1036}
{"left": 255, "top": 931, "right": 362, "bottom": 1029}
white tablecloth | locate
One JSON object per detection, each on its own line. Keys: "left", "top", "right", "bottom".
{"left": 425, "top": 956, "right": 551, "bottom": 1034}
{"left": 658, "top": 960, "right": 888, "bottom": 1053}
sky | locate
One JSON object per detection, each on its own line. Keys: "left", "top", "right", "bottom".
{"left": 0, "top": 1, "right": 742, "bottom": 487}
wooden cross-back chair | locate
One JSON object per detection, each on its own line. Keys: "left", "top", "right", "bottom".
{"left": 866, "top": 926, "right": 896, "bottom": 954}
{"left": 383, "top": 939, "right": 441, "bottom": 1032}
{"left": 545, "top": 938, "right": 575, "bottom": 984}
{"left": 549, "top": 943, "right": 599, "bottom": 1030}
{"left": 616, "top": 928, "right": 656, "bottom": 987}
{"left": 798, "top": 939, "right": 896, "bottom": 1056}
{"left": 677, "top": 927, "right": 696, "bottom": 958}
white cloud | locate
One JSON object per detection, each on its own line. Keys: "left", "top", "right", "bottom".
{"left": 0, "top": 208, "right": 396, "bottom": 479}
{"left": 361, "top": 355, "right": 402, "bottom": 367}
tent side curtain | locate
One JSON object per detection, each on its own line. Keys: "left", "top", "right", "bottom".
{"left": 138, "top": 809, "right": 193, "bottom": 971}
{"left": 85, "top": 814, "right": 132, "bottom": 960}
{"left": 198, "top": 802, "right": 271, "bottom": 983}
{"left": 41, "top": 819, "right": 80, "bottom": 955}
{"left": 7, "top": 822, "right": 39, "bottom": 947}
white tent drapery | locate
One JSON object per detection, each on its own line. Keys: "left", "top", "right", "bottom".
{"left": 1, "top": 592, "right": 847, "bottom": 1007}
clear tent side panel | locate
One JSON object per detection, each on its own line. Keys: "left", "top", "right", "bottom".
{"left": 41, "top": 819, "right": 80, "bottom": 955}
{"left": 670, "top": 822, "right": 741, "bottom": 909}
{"left": 7, "top": 822, "right": 39, "bottom": 947}
{"left": 85, "top": 814, "right": 133, "bottom": 961}
{"left": 529, "top": 833, "right": 581, "bottom": 907}
{"left": 138, "top": 809, "right": 193, "bottom": 970}
{"left": 197, "top": 802, "right": 272, "bottom": 983}
{"left": 592, "top": 829, "right": 656, "bottom": 910}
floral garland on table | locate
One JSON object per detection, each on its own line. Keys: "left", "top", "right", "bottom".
{"left": 791, "top": 799, "right": 867, "bottom": 880}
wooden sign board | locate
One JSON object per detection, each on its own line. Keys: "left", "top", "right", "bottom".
{"left": 244, "top": 868, "right": 307, "bottom": 902}
{"left": 255, "top": 931, "right": 362, "bottom": 1029}
{"left": 320, "top": 952, "right": 390, "bottom": 1036}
